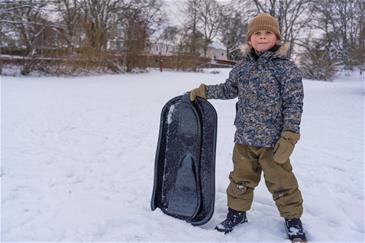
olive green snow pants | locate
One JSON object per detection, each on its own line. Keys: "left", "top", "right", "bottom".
{"left": 227, "top": 143, "right": 303, "bottom": 219}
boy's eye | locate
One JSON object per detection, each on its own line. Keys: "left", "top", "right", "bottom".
{"left": 254, "top": 31, "right": 272, "bottom": 36}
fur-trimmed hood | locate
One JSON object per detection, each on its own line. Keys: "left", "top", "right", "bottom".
{"left": 240, "top": 42, "right": 290, "bottom": 58}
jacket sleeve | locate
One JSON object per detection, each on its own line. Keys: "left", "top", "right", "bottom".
{"left": 281, "top": 62, "right": 304, "bottom": 133}
{"left": 205, "top": 68, "right": 239, "bottom": 100}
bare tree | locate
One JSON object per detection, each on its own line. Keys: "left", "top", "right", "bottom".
{"left": 78, "top": 0, "right": 121, "bottom": 53}
{"left": 137, "top": 0, "right": 165, "bottom": 37}
{"left": 197, "top": 0, "right": 222, "bottom": 56}
{"left": 159, "top": 26, "right": 180, "bottom": 45}
{"left": 119, "top": 0, "right": 165, "bottom": 71}
{"left": 310, "top": 0, "right": 364, "bottom": 69}
{"left": 299, "top": 37, "right": 337, "bottom": 81}
{"left": 55, "top": 0, "right": 83, "bottom": 54}
{"left": 356, "top": 0, "right": 365, "bottom": 67}
{"left": 180, "top": 0, "right": 202, "bottom": 56}
{"left": 121, "top": 8, "right": 149, "bottom": 72}
{"left": 219, "top": 5, "right": 248, "bottom": 60}
{"left": 0, "top": 0, "right": 51, "bottom": 55}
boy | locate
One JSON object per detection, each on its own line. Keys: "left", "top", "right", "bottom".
{"left": 189, "top": 13, "right": 307, "bottom": 242}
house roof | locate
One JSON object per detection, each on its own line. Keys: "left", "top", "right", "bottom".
{"left": 209, "top": 41, "right": 226, "bottom": 50}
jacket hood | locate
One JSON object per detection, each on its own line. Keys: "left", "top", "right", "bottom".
{"left": 240, "top": 42, "right": 290, "bottom": 58}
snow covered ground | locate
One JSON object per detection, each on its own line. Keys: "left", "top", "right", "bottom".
{"left": 1, "top": 69, "right": 364, "bottom": 242}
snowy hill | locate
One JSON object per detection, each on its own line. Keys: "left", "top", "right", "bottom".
{"left": 1, "top": 69, "right": 364, "bottom": 242}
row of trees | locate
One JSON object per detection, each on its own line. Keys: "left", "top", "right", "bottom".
{"left": 0, "top": 0, "right": 364, "bottom": 79}
{"left": 0, "top": 0, "right": 164, "bottom": 54}
{"left": 0, "top": 0, "right": 164, "bottom": 72}
{"left": 299, "top": 0, "right": 365, "bottom": 79}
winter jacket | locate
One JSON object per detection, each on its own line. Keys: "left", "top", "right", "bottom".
{"left": 205, "top": 43, "right": 304, "bottom": 147}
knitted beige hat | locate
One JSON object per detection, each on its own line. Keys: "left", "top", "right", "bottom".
{"left": 247, "top": 13, "right": 281, "bottom": 41}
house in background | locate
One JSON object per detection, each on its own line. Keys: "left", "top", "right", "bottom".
{"left": 149, "top": 41, "right": 179, "bottom": 56}
{"left": 150, "top": 40, "right": 227, "bottom": 60}
{"left": 204, "top": 41, "right": 227, "bottom": 61}
{"left": 108, "top": 35, "right": 236, "bottom": 67}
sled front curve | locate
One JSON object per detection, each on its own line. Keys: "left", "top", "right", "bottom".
{"left": 151, "top": 95, "right": 217, "bottom": 226}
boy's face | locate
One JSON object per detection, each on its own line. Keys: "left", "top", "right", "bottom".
{"left": 248, "top": 30, "right": 278, "bottom": 52}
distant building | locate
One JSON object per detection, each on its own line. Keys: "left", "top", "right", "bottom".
{"left": 149, "top": 41, "right": 179, "bottom": 56}
{"left": 203, "top": 41, "right": 227, "bottom": 61}
{"left": 149, "top": 40, "right": 228, "bottom": 61}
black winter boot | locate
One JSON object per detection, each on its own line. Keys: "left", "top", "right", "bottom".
{"left": 215, "top": 208, "right": 248, "bottom": 234}
{"left": 285, "top": 218, "right": 307, "bottom": 242}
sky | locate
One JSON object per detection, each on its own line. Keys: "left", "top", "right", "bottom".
{"left": 163, "top": 0, "right": 231, "bottom": 26}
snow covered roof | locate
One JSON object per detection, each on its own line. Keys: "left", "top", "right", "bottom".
{"left": 209, "top": 41, "right": 226, "bottom": 50}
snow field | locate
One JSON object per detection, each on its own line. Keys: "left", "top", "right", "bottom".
{"left": 1, "top": 69, "right": 364, "bottom": 242}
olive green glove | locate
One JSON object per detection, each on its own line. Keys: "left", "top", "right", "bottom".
{"left": 273, "top": 131, "right": 300, "bottom": 164}
{"left": 189, "top": 84, "right": 206, "bottom": 101}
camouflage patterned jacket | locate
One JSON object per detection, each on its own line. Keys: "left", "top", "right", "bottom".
{"left": 205, "top": 43, "right": 304, "bottom": 147}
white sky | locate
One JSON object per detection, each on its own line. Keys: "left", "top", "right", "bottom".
{"left": 163, "top": 0, "right": 231, "bottom": 26}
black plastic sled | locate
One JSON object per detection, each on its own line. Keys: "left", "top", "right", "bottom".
{"left": 151, "top": 94, "right": 217, "bottom": 226}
